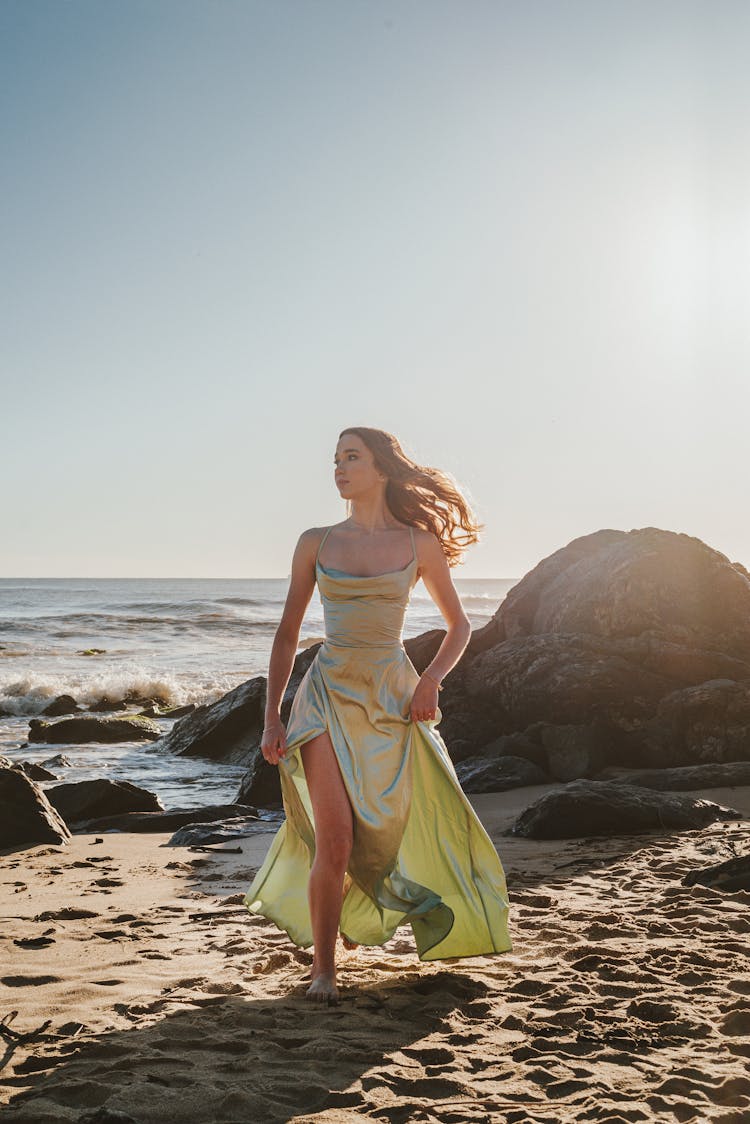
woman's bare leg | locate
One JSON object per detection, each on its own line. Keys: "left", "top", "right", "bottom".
{"left": 301, "top": 730, "right": 354, "bottom": 1003}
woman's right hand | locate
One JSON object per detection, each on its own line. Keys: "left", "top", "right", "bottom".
{"left": 261, "top": 717, "right": 288, "bottom": 765}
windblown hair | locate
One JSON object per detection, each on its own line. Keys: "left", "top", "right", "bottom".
{"left": 339, "top": 426, "right": 483, "bottom": 567}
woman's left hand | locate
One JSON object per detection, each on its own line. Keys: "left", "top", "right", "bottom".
{"left": 409, "top": 676, "right": 440, "bottom": 723}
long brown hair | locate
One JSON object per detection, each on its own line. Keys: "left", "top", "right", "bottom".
{"left": 339, "top": 426, "right": 483, "bottom": 566}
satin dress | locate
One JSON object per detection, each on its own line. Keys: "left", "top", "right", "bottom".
{"left": 243, "top": 525, "right": 513, "bottom": 960}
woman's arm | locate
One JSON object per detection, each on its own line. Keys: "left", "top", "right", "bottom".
{"left": 262, "top": 529, "right": 319, "bottom": 762}
{"left": 409, "top": 530, "right": 471, "bottom": 721}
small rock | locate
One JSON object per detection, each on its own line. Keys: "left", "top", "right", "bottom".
{"left": 42, "top": 693, "right": 81, "bottom": 716}
{"left": 28, "top": 715, "right": 162, "bottom": 744}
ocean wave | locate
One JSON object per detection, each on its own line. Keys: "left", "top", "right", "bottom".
{"left": 1, "top": 611, "right": 281, "bottom": 637}
{"left": 0, "top": 667, "right": 237, "bottom": 716}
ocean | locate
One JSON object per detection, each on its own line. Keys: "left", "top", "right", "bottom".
{"left": 0, "top": 575, "right": 516, "bottom": 811}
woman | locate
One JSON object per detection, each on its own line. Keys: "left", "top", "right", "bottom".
{"left": 244, "top": 426, "right": 512, "bottom": 1004}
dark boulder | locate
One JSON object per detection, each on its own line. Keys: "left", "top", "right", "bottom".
{"left": 28, "top": 715, "right": 161, "bottom": 744}
{"left": 42, "top": 693, "right": 81, "bottom": 716}
{"left": 506, "top": 779, "right": 744, "bottom": 839}
{"left": 155, "top": 675, "right": 269, "bottom": 767}
{"left": 441, "top": 528, "right": 750, "bottom": 774}
{"left": 46, "top": 779, "right": 164, "bottom": 825}
{"left": 167, "top": 817, "right": 278, "bottom": 846}
{"left": 157, "top": 647, "right": 325, "bottom": 809}
{"left": 0, "top": 766, "right": 71, "bottom": 850}
{"left": 71, "top": 803, "right": 269, "bottom": 834}
{"left": 16, "top": 761, "right": 58, "bottom": 781}
{"left": 456, "top": 754, "right": 549, "bottom": 793}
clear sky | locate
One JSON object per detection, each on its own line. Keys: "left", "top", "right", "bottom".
{"left": 2, "top": 0, "right": 748, "bottom": 579}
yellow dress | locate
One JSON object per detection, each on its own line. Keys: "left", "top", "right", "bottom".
{"left": 243, "top": 525, "right": 513, "bottom": 960}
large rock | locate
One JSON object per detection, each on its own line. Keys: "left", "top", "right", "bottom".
{"left": 155, "top": 675, "right": 269, "bottom": 766}
{"left": 28, "top": 715, "right": 161, "bottom": 744}
{"left": 0, "top": 766, "right": 71, "bottom": 850}
{"left": 46, "top": 779, "right": 164, "bottom": 825}
{"left": 438, "top": 528, "right": 750, "bottom": 775}
{"left": 471, "top": 526, "right": 750, "bottom": 655}
{"left": 506, "top": 779, "right": 745, "bottom": 839}
{"left": 456, "top": 754, "right": 549, "bottom": 793}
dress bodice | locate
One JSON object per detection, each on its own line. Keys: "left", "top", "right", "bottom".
{"left": 316, "top": 525, "right": 418, "bottom": 649}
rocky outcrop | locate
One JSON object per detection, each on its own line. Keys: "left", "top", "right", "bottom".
{"left": 28, "top": 715, "right": 162, "bottom": 744}
{"left": 159, "top": 527, "right": 750, "bottom": 809}
{"left": 0, "top": 766, "right": 71, "bottom": 850}
{"left": 437, "top": 528, "right": 750, "bottom": 781}
{"left": 506, "top": 779, "right": 744, "bottom": 839}
{"left": 46, "top": 779, "right": 164, "bottom": 825}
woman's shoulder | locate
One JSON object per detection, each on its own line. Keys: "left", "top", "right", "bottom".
{"left": 411, "top": 525, "right": 440, "bottom": 548}
{"left": 296, "top": 524, "right": 344, "bottom": 553}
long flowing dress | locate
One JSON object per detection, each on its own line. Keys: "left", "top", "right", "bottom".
{"left": 243, "top": 524, "right": 513, "bottom": 961}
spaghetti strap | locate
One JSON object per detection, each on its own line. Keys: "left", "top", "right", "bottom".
{"left": 315, "top": 526, "right": 333, "bottom": 567}
{"left": 408, "top": 524, "right": 416, "bottom": 565}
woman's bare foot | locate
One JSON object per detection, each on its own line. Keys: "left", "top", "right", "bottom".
{"left": 305, "top": 971, "right": 339, "bottom": 1004}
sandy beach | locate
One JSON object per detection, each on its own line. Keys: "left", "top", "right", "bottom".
{"left": 2, "top": 783, "right": 749, "bottom": 1123}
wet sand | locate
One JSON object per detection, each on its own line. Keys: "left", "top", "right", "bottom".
{"left": 2, "top": 783, "right": 749, "bottom": 1122}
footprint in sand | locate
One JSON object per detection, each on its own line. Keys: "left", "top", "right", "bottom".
{"left": 34, "top": 907, "right": 99, "bottom": 921}
{"left": 2, "top": 974, "right": 62, "bottom": 986}
{"left": 12, "top": 936, "right": 55, "bottom": 949}
{"left": 720, "top": 1005, "right": 750, "bottom": 1035}
{"left": 253, "top": 950, "right": 295, "bottom": 973}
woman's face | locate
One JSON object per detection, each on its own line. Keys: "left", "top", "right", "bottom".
{"left": 334, "top": 433, "right": 383, "bottom": 499}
